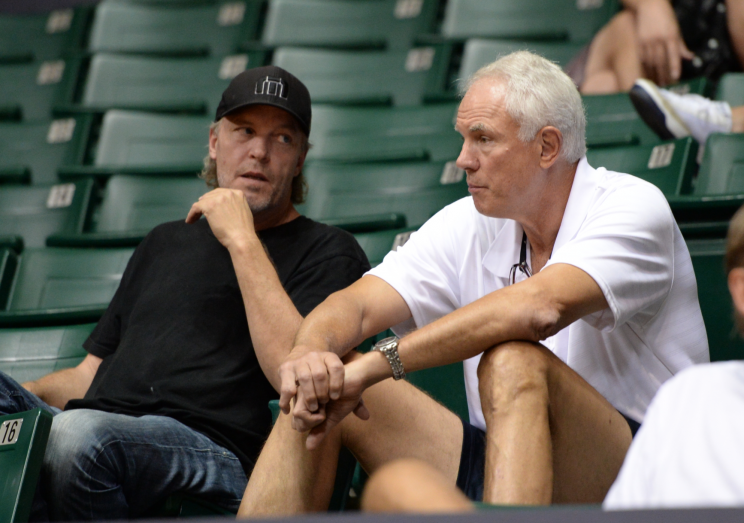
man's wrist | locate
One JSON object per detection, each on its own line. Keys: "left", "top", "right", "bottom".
{"left": 347, "top": 350, "right": 394, "bottom": 390}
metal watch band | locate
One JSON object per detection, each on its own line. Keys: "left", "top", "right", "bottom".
{"left": 372, "top": 336, "right": 406, "bottom": 380}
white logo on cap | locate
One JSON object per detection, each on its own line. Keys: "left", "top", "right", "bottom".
{"left": 255, "top": 76, "right": 288, "bottom": 99}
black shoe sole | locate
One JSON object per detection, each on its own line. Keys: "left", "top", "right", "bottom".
{"left": 629, "top": 85, "right": 676, "bottom": 141}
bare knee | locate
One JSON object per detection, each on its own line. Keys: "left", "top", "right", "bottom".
{"left": 362, "top": 459, "right": 473, "bottom": 513}
{"left": 477, "top": 342, "right": 550, "bottom": 420}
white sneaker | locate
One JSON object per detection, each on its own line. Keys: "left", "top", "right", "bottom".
{"left": 629, "top": 79, "right": 732, "bottom": 145}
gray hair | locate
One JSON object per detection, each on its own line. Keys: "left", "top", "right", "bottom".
{"left": 460, "top": 51, "right": 586, "bottom": 163}
{"left": 199, "top": 119, "right": 310, "bottom": 204}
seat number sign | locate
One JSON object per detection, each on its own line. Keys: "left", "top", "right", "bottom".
{"left": 0, "top": 419, "right": 23, "bottom": 446}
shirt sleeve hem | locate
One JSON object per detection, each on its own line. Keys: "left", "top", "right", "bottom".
{"left": 82, "top": 336, "right": 115, "bottom": 359}
{"left": 545, "top": 259, "right": 622, "bottom": 331}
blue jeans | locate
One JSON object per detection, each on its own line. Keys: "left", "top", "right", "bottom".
{"left": 0, "top": 372, "right": 247, "bottom": 521}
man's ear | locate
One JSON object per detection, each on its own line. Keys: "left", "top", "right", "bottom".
{"left": 538, "top": 126, "right": 563, "bottom": 169}
{"left": 729, "top": 268, "right": 744, "bottom": 317}
{"left": 208, "top": 124, "right": 219, "bottom": 161}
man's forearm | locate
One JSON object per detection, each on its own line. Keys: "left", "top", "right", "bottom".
{"left": 292, "top": 290, "right": 367, "bottom": 358}
{"left": 356, "top": 264, "right": 608, "bottom": 385}
{"left": 229, "top": 238, "right": 304, "bottom": 391}
{"left": 22, "top": 366, "right": 94, "bottom": 410}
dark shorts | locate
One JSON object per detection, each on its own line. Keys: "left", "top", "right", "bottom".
{"left": 455, "top": 412, "right": 641, "bottom": 502}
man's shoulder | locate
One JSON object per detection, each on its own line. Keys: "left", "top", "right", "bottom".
{"left": 267, "top": 216, "right": 370, "bottom": 266}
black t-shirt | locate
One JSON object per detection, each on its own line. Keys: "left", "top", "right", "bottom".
{"left": 66, "top": 217, "right": 370, "bottom": 473}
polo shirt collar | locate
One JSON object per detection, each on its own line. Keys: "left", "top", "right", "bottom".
{"left": 552, "top": 156, "right": 597, "bottom": 254}
{"left": 481, "top": 157, "right": 596, "bottom": 279}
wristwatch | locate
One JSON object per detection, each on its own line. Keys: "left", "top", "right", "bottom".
{"left": 372, "top": 336, "right": 406, "bottom": 380}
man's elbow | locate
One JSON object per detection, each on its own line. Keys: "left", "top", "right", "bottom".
{"left": 528, "top": 300, "right": 563, "bottom": 341}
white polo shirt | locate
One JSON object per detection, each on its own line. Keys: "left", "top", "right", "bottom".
{"left": 604, "top": 362, "right": 744, "bottom": 509}
{"left": 368, "top": 157, "right": 709, "bottom": 430}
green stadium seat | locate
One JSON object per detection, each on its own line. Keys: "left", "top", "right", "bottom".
{"left": 88, "top": 0, "right": 264, "bottom": 56}
{"left": 0, "top": 8, "right": 91, "bottom": 63}
{"left": 687, "top": 238, "right": 744, "bottom": 361}
{"left": 48, "top": 175, "right": 209, "bottom": 248}
{"left": 79, "top": 53, "right": 266, "bottom": 116}
{"left": 584, "top": 79, "right": 708, "bottom": 149}
{"left": 301, "top": 159, "right": 466, "bottom": 231}
{"left": 59, "top": 111, "right": 212, "bottom": 180}
{"left": 353, "top": 226, "right": 417, "bottom": 267}
{"left": 584, "top": 93, "right": 662, "bottom": 148}
{"left": 0, "top": 180, "right": 94, "bottom": 249}
{"left": 300, "top": 161, "right": 469, "bottom": 231}
{"left": 0, "top": 324, "right": 93, "bottom": 383}
{"left": 586, "top": 138, "right": 698, "bottom": 196}
{"left": 715, "top": 73, "right": 744, "bottom": 107}
{"left": 458, "top": 39, "right": 584, "bottom": 82}
{"left": 0, "top": 409, "right": 53, "bottom": 523}
{"left": 0, "top": 116, "right": 93, "bottom": 185}
{"left": 668, "top": 134, "right": 744, "bottom": 237}
{"left": 693, "top": 133, "right": 744, "bottom": 195}
{"left": 441, "top": 0, "right": 618, "bottom": 42}
{"left": 0, "top": 247, "right": 133, "bottom": 327}
{"left": 309, "top": 103, "right": 461, "bottom": 162}
{"left": 261, "top": 0, "right": 438, "bottom": 49}
{"left": 0, "top": 58, "right": 81, "bottom": 122}
{"left": 272, "top": 45, "right": 451, "bottom": 106}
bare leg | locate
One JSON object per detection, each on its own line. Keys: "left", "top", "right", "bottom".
{"left": 362, "top": 459, "right": 474, "bottom": 513}
{"left": 478, "top": 341, "right": 632, "bottom": 505}
{"left": 732, "top": 106, "right": 744, "bottom": 133}
{"left": 582, "top": 11, "right": 643, "bottom": 94}
{"left": 239, "top": 354, "right": 464, "bottom": 517}
{"left": 726, "top": 0, "right": 744, "bottom": 70}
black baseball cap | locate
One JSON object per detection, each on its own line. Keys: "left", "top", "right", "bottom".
{"left": 215, "top": 65, "right": 311, "bottom": 136}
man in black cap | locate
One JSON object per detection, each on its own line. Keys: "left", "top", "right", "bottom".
{"left": 2, "top": 66, "right": 370, "bottom": 521}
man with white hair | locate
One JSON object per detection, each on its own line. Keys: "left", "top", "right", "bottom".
{"left": 237, "top": 51, "right": 709, "bottom": 513}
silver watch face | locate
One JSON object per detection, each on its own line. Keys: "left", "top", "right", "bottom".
{"left": 375, "top": 336, "right": 398, "bottom": 351}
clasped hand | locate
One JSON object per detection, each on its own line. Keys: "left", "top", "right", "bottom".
{"left": 278, "top": 350, "right": 370, "bottom": 449}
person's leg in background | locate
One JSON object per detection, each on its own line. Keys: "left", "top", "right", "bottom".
{"left": 362, "top": 459, "right": 475, "bottom": 513}
{"left": 581, "top": 11, "right": 643, "bottom": 94}
{"left": 42, "top": 409, "right": 247, "bottom": 521}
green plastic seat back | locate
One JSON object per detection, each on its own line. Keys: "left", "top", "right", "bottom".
{"left": 694, "top": 134, "right": 744, "bottom": 196}
{"left": 442, "top": 0, "right": 618, "bottom": 42}
{"left": 95, "top": 175, "right": 209, "bottom": 234}
{"left": 94, "top": 111, "right": 211, "bottom": 171}
{"left": 458, "top": 39, "right": 584, "bottom": 82}
{"left": 309, "top": 103, "right": 461, "bottom": 162}
{"left": 0, "top": 8, "right": 90, "bottom": 62}
{"left": 0, "top": 116, "right": 92, "bottom": 185}
{"left": 586, "top": 138, "right": 698, "bottom": 196}
{"left": 82, "top": 53, "right": 264, "bottom": 116}
{"left": 0, "top": 180, "right": 94, "bottom": 248}
{"left": 584, "top": 93, "right": 662, "bottom": 148}
{"left": 353, "top": 226, "right": 417, "bottom": 267}
{"left": 261, "top": 0, "right": 438, "bottom": 49}
{"left": 687, "top": 239, "right": 744, "bottom": 361}
{"left": 301, "top": 159, "right": 467, "bottom": 229}
{"left": 0, "top": 409, "right": 53, "bottom": 523}
{"left": 272, "top": 46, "right": 448, "bottom": 106}
{"left": 303, "top": 171, "right": 469, "bottom": 230}
{"left": 6, "top": 247, "right": 133, "bottom": 312}
{"left": 583, "top": 80, "right": 707, "bottom": 149}
{"left": 88, "top": 0, "right": 263, "bottom": 56}
{"left": 715, "top": 73, "right": 744, "bottom": 107}
{"left": 0, "top": 249, "right": 18, "bottom": 310}
{"left": 0, "top": 324, "right": 93, "bottom": 383}
{"left": 0, "top": 58, "right": 80, "bottom": 122}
